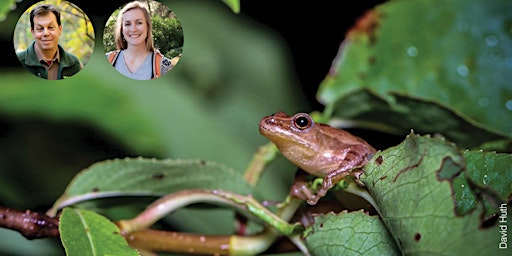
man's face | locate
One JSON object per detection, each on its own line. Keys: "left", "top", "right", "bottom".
{"left": 31, "top": 12, "right": 62, "bottom": 52}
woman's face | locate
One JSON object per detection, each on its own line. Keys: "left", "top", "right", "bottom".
{"left": 122, "top": 8, "right": 148, "bottom": 47}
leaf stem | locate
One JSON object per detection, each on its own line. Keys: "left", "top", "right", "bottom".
{"left": 117, "top": 189, "right": 308, "bottom": 255}
{"left": 243, "top": 143, "right": 279, "bottom": 186}
{"left": 125, "top": 229, "right": 231, "bottom": 255}
{"left": 117, "top": 189, "right": 301, "bottom": 236}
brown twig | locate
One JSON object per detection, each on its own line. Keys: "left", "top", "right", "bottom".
{"left": 0, "top": 206, "right": 59, "bottom": 240}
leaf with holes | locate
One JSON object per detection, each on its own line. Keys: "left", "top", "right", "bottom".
{"left": 361, "top": 132, "right": 509, "bottom": 255}
{"left": 454, "top": 150, "right": 512, "bottom": 218}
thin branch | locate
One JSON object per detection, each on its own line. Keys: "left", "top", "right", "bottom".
{"left": 0, "top": 206, "right": 59, "bottom": 240}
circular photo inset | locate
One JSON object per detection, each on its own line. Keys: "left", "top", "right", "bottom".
{"left": 13, "top": 0, "right": 94, "bottom": 80}
{"left": 103, "top": 0, "right": 183, "bottom": 80}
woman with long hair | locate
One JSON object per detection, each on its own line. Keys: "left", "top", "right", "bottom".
{"left": 106, "top": 1, "right": 172, "bottom": 80}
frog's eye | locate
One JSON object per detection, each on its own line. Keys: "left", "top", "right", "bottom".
{"left": 294, "top": 114, "right": 312, "bottom": 130}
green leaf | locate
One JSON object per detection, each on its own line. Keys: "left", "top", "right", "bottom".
{"left": 305, "top": 210, "right": 400, "bottom": 255}
{"left": 318, "top": 0, "right": 512, "bottom": 149}
{"left": 59, "top": 207, "right": 139, "bottom": 256}
{"left": 48, "top": 158, "right": 256, "bottom": 216}
{"left": 361, "top": 132, "right": 509, "bottom": 255}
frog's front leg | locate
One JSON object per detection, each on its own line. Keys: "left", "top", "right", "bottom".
{"left": 306, "top": 155, "right": 367, "bottom": 205}
{"left": 289, "top": 169, "right": 316, "bottom": 202}
{"left": 290, "top": 166, "right": 354, "bottom": 205}
{"left": 309, "top": 149, "right": 371, "bottom": 203}
{"left": 290, "top": 149, "right": 370, "bottom": 205}
{"left": 314, "top": 168, "right": 368, "bottom": 203}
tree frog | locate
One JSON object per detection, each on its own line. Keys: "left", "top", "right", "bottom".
{"left": 259, "top": 112, "right": 376, "bottom": 205}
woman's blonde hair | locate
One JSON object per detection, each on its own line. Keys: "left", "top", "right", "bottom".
{"left": 114, "top": 1, "right": 155, "bottom": 51}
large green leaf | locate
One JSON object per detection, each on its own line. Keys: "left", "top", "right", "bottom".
{"left": 305, "top": 211, "right": 399, "bottom": 255}
{"left": 59, "top": 208, "right": 139, "bottom": 256}
{"left": 361, "top": 132, "right": 510, "bottom": 255}
{"left": 48, "top": 158, "right": 256, "bottom": 216}
{"left": 318, "top": 0, "right": 512, "bottom": 150}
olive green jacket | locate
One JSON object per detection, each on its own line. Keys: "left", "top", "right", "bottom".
{"left": 17, "top": 42, "right": 82, "bottom": 79}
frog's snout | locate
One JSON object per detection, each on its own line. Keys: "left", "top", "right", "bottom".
{"left": 259, "top": 116, "right": 273, "bottom": 135}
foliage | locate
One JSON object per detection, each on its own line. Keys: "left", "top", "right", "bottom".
{"left": 102, "top": 10, "right": 117, "bottom": 53}
{"left": 362, "top": 133, "right": 507, "bottom": 255}
{"left": 152, "top": 15, "right": 183, "bottom": 58}
{"left": 0, "top": 0, "right": 511, "bottom": 255}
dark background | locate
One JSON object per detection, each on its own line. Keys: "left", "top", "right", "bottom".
{"left": 239, "top": 0, "right": 386, "bottom": 111}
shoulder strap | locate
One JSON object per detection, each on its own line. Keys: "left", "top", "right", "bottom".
{"left": 152, "top": 51, "right": 163, "bottom": 79}
{"left": 107, "top": 50, "right": 121, "bottom": 66}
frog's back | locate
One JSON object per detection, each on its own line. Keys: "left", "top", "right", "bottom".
{"left": 317, "top": 123, "right": 376, "bottom": 153}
